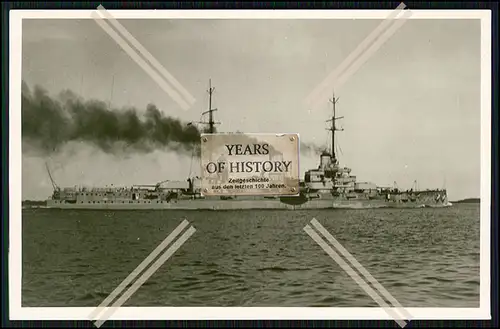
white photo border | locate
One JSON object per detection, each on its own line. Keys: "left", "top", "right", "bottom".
{"left": 9, "top": 9, "right": 492, "bottom": 321}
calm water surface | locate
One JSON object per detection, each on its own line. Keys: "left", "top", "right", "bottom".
{"left": 22, "top": 204, "right": 480, "bottom": 307}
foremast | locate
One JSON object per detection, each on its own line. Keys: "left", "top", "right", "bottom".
{"left": 302, "top": 91, "right": 357, "bottom": 195}
{"left": 326, "top": 91, "right": 344, "bottom": 165}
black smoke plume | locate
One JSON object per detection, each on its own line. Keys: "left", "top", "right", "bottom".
{"left": 22, "top": 82, "right": 327, "bottom": 158}
{"left": 300, "top": 141, "right": 329, "bottom": 155}
{"left": 22, "top": 82, "right": 202, "bottom": 156}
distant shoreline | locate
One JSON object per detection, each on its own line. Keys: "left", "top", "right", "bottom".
{"left": 450, "top": 198, "right": 480, "bottom": 204}
{"left": 22, "top": 200, "right": 47, "bottom": 208}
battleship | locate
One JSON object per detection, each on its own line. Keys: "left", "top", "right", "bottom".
{"left": 44, "top": 81, "right": 451, "bottom": 210}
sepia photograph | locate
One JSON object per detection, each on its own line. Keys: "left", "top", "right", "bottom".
{"left": 9, "top": 7, "right": 491, "bottom": 325}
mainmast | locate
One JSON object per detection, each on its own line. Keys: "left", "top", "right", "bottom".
{"left": 208, "top": 79, "right": 215, "bottom": 133}
{"left": 326, "top": 91, "right": 344, "bottom": 162}
{"left": 202, "top": 79, "right": 220, "bottom": 133}
{"left": 186, "top": 79, "right": 221, "bottom": 133}
{"left": 185, "top": 79, "right": 221, "bottom": 179}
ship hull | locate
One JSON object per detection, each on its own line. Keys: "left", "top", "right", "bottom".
{"left": 45, "top": 198, "right": 452, "bottom": 210}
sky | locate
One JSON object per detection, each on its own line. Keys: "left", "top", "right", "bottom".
{"left": 21, "top": 17, "right": 482, "bottom": 201}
